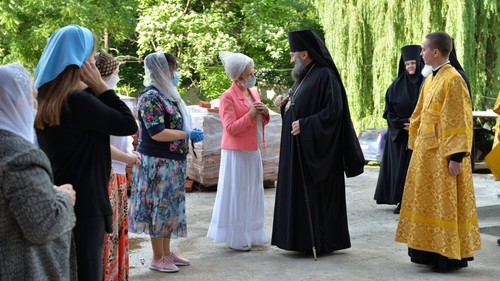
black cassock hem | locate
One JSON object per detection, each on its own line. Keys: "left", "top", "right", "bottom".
{"left": 408, "top": 248, "right": 473, "bottom": 272}
{"left": 271, "top": 241, "right": 351, "bottom": 255}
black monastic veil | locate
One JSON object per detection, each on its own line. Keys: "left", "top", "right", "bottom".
{"left": 374, "top": 45, "right": 423, "bottom": 206}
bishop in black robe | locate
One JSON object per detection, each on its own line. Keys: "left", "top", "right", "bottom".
{"left": 374, "top": 45, "right": 423, "bottom": 209}
{"left": 271, "top": 29, "right": 364, "bottom": 255}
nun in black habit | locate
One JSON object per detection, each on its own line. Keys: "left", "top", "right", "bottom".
{"left": 374, "top": 45, "right": 423, "bottom": 213}
{"left": 271, "top": 29, "right": 364, "bottom": 255}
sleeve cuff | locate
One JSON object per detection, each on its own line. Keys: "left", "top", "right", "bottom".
{"left": 147, "top": 123, "right": 165, "bottom": 137}
{"left": 450, "top": 152, "right": 466, "bottom": 163}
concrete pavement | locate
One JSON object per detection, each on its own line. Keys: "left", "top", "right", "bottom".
{"left": 128, "top": 167, "right": 500, "bottom": 281}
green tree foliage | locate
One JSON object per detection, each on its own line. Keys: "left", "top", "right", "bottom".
{"left": 314, "top": 0, "right": 499, "bottom": 130}
{"left": 136, "top": 0, "right": 321, "bottom": 100}
{"left": 0, "top": 0, "right": 138, "bottom": 71}
{"left": 136, "top": 0, "right": 240, "bottom": 98}
{"left": 1, "top": 0, "right": 320, "bottom": 102}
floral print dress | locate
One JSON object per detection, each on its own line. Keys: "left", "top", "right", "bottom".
{"left": 129, "top": 88, "right": 188, "bottom": 238}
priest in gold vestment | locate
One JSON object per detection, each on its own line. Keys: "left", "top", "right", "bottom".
{"left": 493, "top": 94, "right": 500, "bottom": 246}
{"left": 493, "top": 94, "right": 500, "bottom": 148}
{"left": 395, "top": 31, "right": 481, "bottom": 273}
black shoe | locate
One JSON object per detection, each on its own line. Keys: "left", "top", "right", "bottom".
{"left": 393, "top": 203, "right": 401, "bottom": 214}
{"left": 497, "top": 239, "right": 500, "bottom": 246}
{"left": 431, "top": 265, "right": 458, "bottom": 273}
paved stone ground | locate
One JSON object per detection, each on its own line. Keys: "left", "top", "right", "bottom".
{"left": 128, "top": 167, "right": 500, "bottom": 281}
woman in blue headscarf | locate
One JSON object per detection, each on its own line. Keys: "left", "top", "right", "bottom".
{"left": 34, "top": 24, "right": 138, "bottom": 281}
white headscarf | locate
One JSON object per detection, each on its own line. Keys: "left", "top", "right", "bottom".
{"left": 143, "top": 52, "right": 191, "bottom": 132}
{"left": 0, "top": 63, "right": 35, "bottom": 143}
{"left": 219, "top": 51, "right": 254, "bottom": 81}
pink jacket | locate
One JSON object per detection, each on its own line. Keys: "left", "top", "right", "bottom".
{"left": 220, "top": 83, "right": 270, "bottom": 150}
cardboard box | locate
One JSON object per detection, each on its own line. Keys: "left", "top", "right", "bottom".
{"left": 187, "top": 105, "right": 281, "bottom": 187}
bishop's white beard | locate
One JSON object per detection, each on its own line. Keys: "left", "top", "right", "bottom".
{"left": 421, "top": 64, "right": 433, "bottom": 78}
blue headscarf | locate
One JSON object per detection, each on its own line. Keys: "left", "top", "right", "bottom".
{"left": 34, "top": 24, "right": 94, "bottom": 89}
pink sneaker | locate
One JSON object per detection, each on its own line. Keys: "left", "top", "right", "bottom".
{"left": 167, "top": 252, "right": 191, "bottom": 266}
{"left": 149, "top": 256, "right": 179, "bottom": 273}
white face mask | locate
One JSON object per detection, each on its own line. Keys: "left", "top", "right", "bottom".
{"left": 242, "top": 76, "right": 256, "bottom": 88}
{"left": 106, "top": 74, "right": 120, "bottom": 89}
{"left": 421, "top": 64, "right": 433, "bottom": 78}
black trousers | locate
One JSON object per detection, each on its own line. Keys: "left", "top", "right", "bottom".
{"left": 73, "top": 216, "right": 105, "bottom": 281}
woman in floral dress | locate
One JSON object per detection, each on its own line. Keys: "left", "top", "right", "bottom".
{"left": 128, "top": 52, "right": 203, "bottom": 273}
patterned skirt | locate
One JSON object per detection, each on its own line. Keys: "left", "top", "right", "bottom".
{"left": 129, "top": 154, "right": 187, "bottom": 238}
{"left": 103, "top": 172, "right": 129, "bottom": 281}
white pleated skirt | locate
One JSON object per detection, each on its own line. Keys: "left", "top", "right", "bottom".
{"left": 207, "top": 149, "right": 268, "bottom": 248}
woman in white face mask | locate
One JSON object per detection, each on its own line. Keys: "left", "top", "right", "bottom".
{"left": 95, "top": 50, "right": 121, "bottom": 89}
{"left": 129, "top": 52, "right": 202, "bottom": 273}
{"left": 207, "top": 51, "right": 270, "bottom": 251}
{"left": 94, "top": 50, "right": 140, "bottom": 281}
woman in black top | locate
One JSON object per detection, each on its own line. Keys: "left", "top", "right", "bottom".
{"left": 34, "top": 25, "right": 138, "bottom": 281}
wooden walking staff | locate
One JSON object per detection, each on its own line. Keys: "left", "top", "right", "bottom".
{"left": 288, "top": 89, "right": 317, "bottom": 261}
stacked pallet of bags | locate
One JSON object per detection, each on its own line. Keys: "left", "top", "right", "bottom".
{"left": 186, "top": 104, "right": 281, "bottom": 188}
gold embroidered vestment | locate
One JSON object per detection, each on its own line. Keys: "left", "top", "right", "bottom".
{"left": 395, "top": 64, "right": 481, "bottom": 260}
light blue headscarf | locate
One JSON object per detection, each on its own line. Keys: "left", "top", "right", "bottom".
{"left": 34, "top": 24, "right": 94, "bottom": 89}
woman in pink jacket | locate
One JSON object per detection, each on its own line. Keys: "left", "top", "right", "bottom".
{"left": 207, "top": 51, "right": 270, "bottom": 251}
